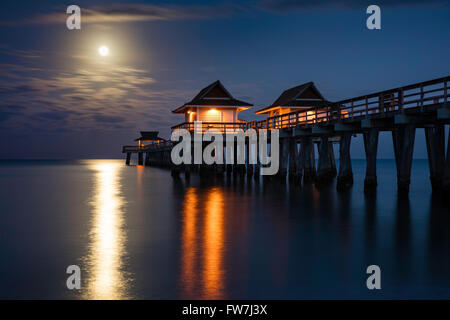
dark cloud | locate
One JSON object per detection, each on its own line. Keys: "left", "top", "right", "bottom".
{"left": 93, "top": 114, "right": 125, "bottom": 123}
{"left": 0, "top": 104, "right": 25, "bottom": 122}
{"left": 258, "top": 0, "right": 449, "bottom": 12}
{"left": 8, "top": 3, "right": 241, "bottom": 26}
{"left": 36, "top": 111, "right": 71, "bottom": 121}
{"left": 0, "top": 59, "right": 187, "bottom": 135}
{"left": 0, "top": 84, "right": 38, "bottom": 95}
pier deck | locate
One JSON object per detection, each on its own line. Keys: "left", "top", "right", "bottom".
{"left": 123, "top": 76, "right": 450, "bottom": 194}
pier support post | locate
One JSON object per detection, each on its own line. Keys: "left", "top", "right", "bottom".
{"left": 337, "top": 133, "right": 353, "bottom": 191}
{"left": 165, "top": 150, "right": 170, "bottom": 167}
{"left": 363, "top": 128, "right": 379, "bottom": 193}
{"left": 138, "top": 152, "right": 143, "bottom": 165}
{"left": 170, "top": 148, "right": 181, "bottom": 178}
{"left": 329, "top": 142, "right": 337, "bottom": 177}
{"left": 216, "top": 163, "right": 225, "bottom": 176}
{"left": 425, "top": 124, "right": 445, "bottom": 192}
{"left": 236, "top": 142, "right": 246, "bottom": 176}
{"left": 233, "top": 143, "right": 238, "bottom": 176}
{"left": 393, "top": 125, "right": 416, "bottom": 194}
{"left": 443, "top": 128, "right": 450, "bottom": 195}
{"left": 226, "top": 144, "right": 232, "bottom": 176}
{"left": 288, "top": 138, "right": 298, "bottom": 182}
{"left": 295, "top": 138, "right": 304, "bottom": 184}
{"left": 126, "top": 152, "right": 131, "bottom": 165}
{"left": 171, "top": 165, "right": 181, "bottom": 178}
{"left": 246, "top": 164, "right": 253, "bottom": 177}
{"left": 254, "top": 162, "right": 260, "bottom": 180}
{"left": 316, "top": 136, "right": 333, "bottom": 185}
{"left": 226, "top": 163, "right": 233, "bottom": 175}
{"left": 277, "top": 138, "right": 289, "bottom": 180}
{"left": 159, "top": 151, "right": 164, "bottom": 166}
{"left": 184, "top": 164, "right": 191, "bottom": 179}
{"left": 301, "top": 137, "right": 316, "bottom": 183}
{"left": 238, "top": 164, "right": 246, "bottom": 176}
{"left": 199, "top": 164, "right": 209, "bottom": 177}
{"left": 145, "top": 152, "right": 150, "bottom": 166}
{"left": 246, "top": 145, "right": 254, "bottom": 178}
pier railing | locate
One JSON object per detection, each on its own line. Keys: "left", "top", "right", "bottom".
{"left": 167, "top": 76, "right": 448, "bottom": 134}
{"left": 122, "top": 141, "right": 173, "bottom": 153}
{"left": 123, "top": 145, "right": 147, "bottom": 152}
{"left": 249, "top": 76, "right": 448, "bottom": 130}
{"left": 171, "top": 122, "right": 247, "bottom": 133}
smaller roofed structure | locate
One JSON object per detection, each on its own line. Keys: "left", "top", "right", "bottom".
{"left": 134, "top": 131, "right": 165, "bottom": 142}
{"left": 134, "top": 131, "right": 165, "bottom": 148}
{"left": 255, "top": 82, "right": 329, "bottom": 117}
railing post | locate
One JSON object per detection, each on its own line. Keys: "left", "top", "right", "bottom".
{"left": 380, "top": 93, "right": 384, "bottom": 114}
{"left": 399, "top": 88, "right": 404, "bottom": 113}
{"left": 445, "top": 78, "right": 448, "bottom": 106}
{"left": 315, "top": 108, "right": 318, "bottom": 124}
{"left": 351, "top": 100, "right": 354, "bottom": 119}
{"left": 420, "top": 84, "right": 424, "bottom": 112}
{"left": 365, "top": 96, "right": 368, "bottom": 119}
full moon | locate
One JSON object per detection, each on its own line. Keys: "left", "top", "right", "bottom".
{"left": 98, "top": 46, "right": 109, "bottom": 57}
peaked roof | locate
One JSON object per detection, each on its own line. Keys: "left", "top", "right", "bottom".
{"left": 134, "top": 131, "right": 165, "bottom": 141}
{"left": 255, "top": 82, "right": 329, "bottom": 114}
{"left": 172, "top": 80, "right": 253, "bottom": 113}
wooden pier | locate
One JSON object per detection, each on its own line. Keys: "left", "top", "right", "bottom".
{"left": 123, "top": 76, "right": 450, "bottom": 195}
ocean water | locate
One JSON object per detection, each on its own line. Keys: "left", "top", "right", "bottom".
{"left": 0, "top": 159, "right": 449, "bottom": 299}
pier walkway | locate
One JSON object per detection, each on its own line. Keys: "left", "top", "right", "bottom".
{"left": 123, "top": 76, "right": 450, "bottom": 194}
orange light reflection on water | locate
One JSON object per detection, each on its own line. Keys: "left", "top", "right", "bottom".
{"left": 180, "top": 187, "right": 226, "bottom": 299}
{"left": 203, "top": 187, "right": 225, "bottom": 299}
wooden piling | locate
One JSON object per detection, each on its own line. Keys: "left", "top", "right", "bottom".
{"left": 392, "top": 125, "right": 416, "bottom": 194}
{"left": 138, "top": 152, "right": 143, "bottom": 165}
{"left": 216, "top": 164, "right": 226, "bottom": 176}
{"left": 252, "top": 142, "right": 259, "bottom": 179}
{"left": 184, "top": 164, "right": 191, "bottom": 179}
{"left": 425, "top": 124, "right": 445, "bottom": 192}
{"left": 233, "top": 143, "right": 238, "bottom": 176}
{"left": 277, "top": 138, "right": 289, "bottom": 180}
{"left": 171, "top": 165, "right": 181, "bottom": 178}
{"left": 246, "top": 144, "right": 254, "bottom": 178}
{"left": 126, "top": 152, "right": 131, "bottom": 165}
{"left": 254, "top": 162, "right": 260, "bottom": 180}
{"left": 295, "top": 138, "right": 304, "bottom": 184}
{"left": 226, "top": 163, "right": 233, "bottom": 175}
{"left": 442, "top": 128, "right": 450, "bottom": 195}
{"left": 301, "top": 136, "right": 316, "bottom": 183}
{"left": 363, "top": 128, "right": 379, "bottom": 192}
{"left": 337, "top": 133, "right": 353, "bottom": 191}
{"left": 316, "top": 136, "right": 333, "bottom": 185}
{"left": 288, "top": 138, "right": 298, "bottom": 182}
{"left": 329, "top": 142, "right": 337, "bottom": 177}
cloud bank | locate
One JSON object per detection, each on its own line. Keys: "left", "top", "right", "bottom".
{"left": 258, "top": 0, "right": 450, "bottom": 12}
{"left": 11, "top": 3, "right": 241, "bottom": 26}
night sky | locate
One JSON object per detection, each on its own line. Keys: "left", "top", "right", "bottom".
{"left": 1, "top": 0, "right": 449, "bottom": 159}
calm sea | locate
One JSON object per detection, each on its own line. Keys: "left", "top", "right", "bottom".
{"left": 0, "top": 159, "right": 449, "bottom": 299}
